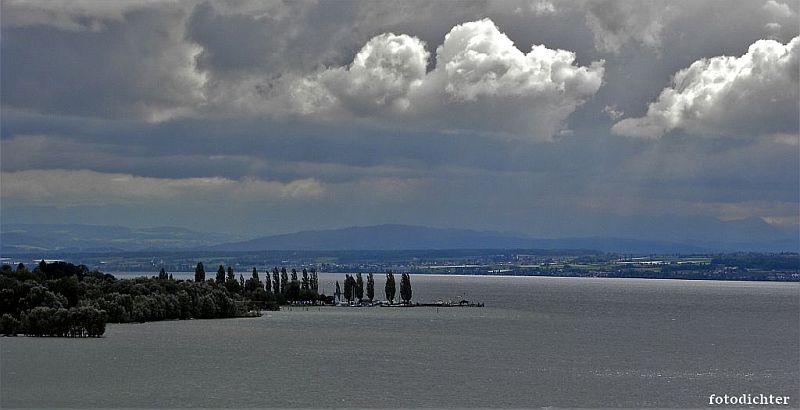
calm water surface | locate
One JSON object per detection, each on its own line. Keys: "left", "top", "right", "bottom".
{"left": 2, "top": 275, "right": 798, "bottom": 408}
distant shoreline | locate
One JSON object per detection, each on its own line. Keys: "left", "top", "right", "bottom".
{"left": 106, "top": 270, "right": 800, "bottom": 283}
{"left": 4, "top": 250, "right": 798, "bottom": 283}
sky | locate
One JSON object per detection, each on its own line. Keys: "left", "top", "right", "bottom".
{"left": 1, "top": 0, "right": 798, "bottom": 240}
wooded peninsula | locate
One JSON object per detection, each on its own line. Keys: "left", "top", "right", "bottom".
{"left": 0, "top": 261, "right": 414, "bottom": 338}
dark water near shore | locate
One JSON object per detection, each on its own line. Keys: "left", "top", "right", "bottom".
{"left": 2, "top": 275, "right": 799, "bottom": 408}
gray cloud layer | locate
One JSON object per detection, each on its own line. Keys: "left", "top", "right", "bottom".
{"left": 1, "top": 0, "right": 798, "bottom": 238}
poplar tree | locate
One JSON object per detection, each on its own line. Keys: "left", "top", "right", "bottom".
{"left": 310, "top": 268, "right": 319, "bottom": 292}
{"left": 216, "top": 265, "right": 226, "bottom": 284}
{"left": 400, "top": 273, "right": 412, "bottom": 304}
{"left": 302, "top": 268, "right": 309, "bottom": 290}
{"left": 355, "top": 273, "right": 364, "bottom": 301}
{"left": 335, "top": 281, "right": 341, "bottom": 301}
{"left": 250, "top": 267, "right": 262, "bottom": 291}
{"left": 280, "top": 268, "right": 288, "bottom": 295}
{"left": 385, "top": 271, "right": 396, "bottom": 303}
{"left": 366, "top": 273, "right": 375, "bottom": 302}
{"left": 343, "top": 275, "right": 353, "bottom": 302}
{"left": 195, "top": 262, "right": 206, "bottom": 282}
{"left": 272, "top": 268, "right": 280, "bottom": 294}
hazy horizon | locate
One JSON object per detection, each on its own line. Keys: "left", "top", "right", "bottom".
{"left": 2, "top": 220, "right": 798, "bottom": 254}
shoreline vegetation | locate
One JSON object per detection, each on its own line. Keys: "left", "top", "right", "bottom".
{"left": 1, "top": 261, "right": 458, "bottom": 338}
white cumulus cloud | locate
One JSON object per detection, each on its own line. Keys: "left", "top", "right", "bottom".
{"left": 434, "top": 19, "right": 601, "bottom": 101}
{"left": 318, "top": 33, "right": 429, "bottom": 116}
{"left": 612, "top": 36, "right": 799, "bottom": 138}
{"left": 281, "top": 18, "right": 604, "bottom": 139}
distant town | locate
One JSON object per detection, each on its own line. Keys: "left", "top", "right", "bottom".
{"left": 3, "top": 249, "right": 798, "bottom": 282}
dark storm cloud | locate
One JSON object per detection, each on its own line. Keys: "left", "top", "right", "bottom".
{"left": 1, "top": 5, "right": 204, "bottom": 121}
{"left": 186, "top": 1, "right": 489, "bottom": 76}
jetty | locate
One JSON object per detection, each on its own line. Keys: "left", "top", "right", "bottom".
{"left": 333, "top": 300, "right": 484, "bottom": 308}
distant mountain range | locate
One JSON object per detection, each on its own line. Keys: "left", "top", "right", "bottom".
{"left": 0, "top": 224, "right": 243, "bottom": 254}
{"left": 205, "top": 217, "right": 798, "bottom": 253}
{"left": 204, "top": 224, "right": 714, "bottom": 253}
{"left": 2, "top": 220, "right": 797, "bottom": 255}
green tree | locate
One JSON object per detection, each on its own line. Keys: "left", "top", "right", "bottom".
{"left": 0, "top": 314, "right": 20, "bottom": 336}
{"left": 264, "top": 270, "right": 272, "bottom": 294}
{"left": 366, "top": 273, "right": 375, "bottom": 302}
{"left": 158, "top": 268, "right": 168, "bottom": 280}
{"left": 223, "top": 267, "right": 241, "bottom": 293}
{"left": 310, "top": 268, "right": 319, "bottom": 292}
{"left": 335, "top": 281, "right": 341, "bottom": 302}
{"left": 195, "top": 262, "right": 206, "bottom": 282}
{"left": 246, "top": 267, "right": 262, "bottom": 292}
{"left": 301, "top": 268, "right": 309, "bottom": 290}
{"left": 216, "top": 265, "right": 226, "bottom": 284}
{"left": 272, "top": 268, "right": 280, "bottom": 294}
{"left": 21, "top": 306, "right": 54, "bottom": 336}
{"left": 355, "top": 273, "right": 364, "bottom": 301}
{"left": 385, "top": 271, "right": 396, "bottom": 303}
{"left": 291, "top": 268, "right": 298, "bottom": 281}
{"left": 280, "top": 268, "right": 289, "bottom": 295}
{"left": 47, "top": 276, "right": 80, "bottom": 307}
{"left": 20, "top": 285, "right": 66, "bottom": 311}
{"left": 400, "top": 273, "right": 412, "bottom": 304}
{"left": 343, "top": 275, "right": 353, "bottom": 303}
{"left": 286, "top": 280, "right": 301, "bottom": 303}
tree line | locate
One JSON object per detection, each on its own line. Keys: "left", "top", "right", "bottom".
{"left": 333, "top": 271, "right": 412, "bottom": 304}
{"left": 0, "top": 261, "right": 328, "bottom": 337}
{"left": 1, "top": 261, "right": 419, "bottom": 337}
{"left": 193, "top": 263, "right": 324, "bottom": 305}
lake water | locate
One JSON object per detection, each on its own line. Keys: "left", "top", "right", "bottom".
{"left": 2, "top": 275, "right": 798, "bottom": 408}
